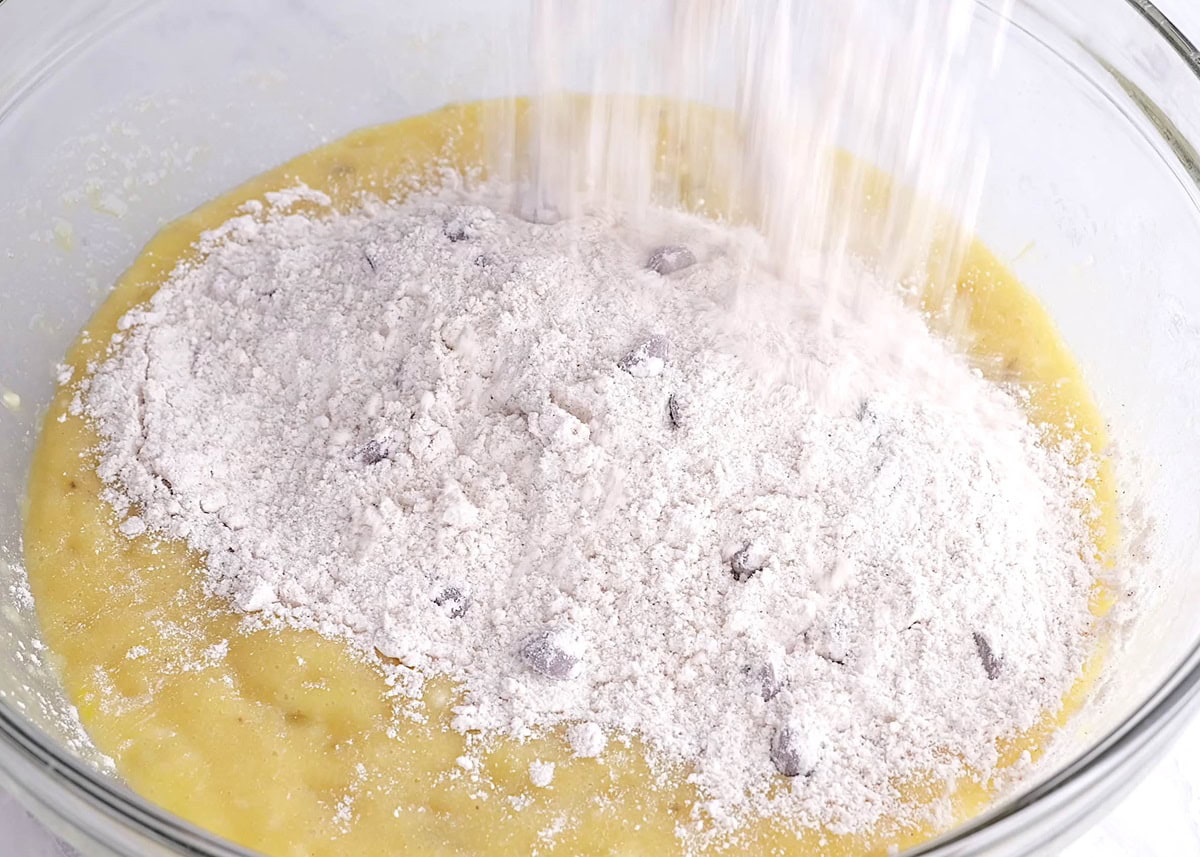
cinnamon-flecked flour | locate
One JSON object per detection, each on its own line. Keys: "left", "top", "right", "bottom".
{"left": 77, "top": 181, "right": 1099, "bottom": 834}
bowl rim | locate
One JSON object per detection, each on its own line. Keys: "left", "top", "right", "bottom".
{"left": 2, "top": 1, "right": 1199, "bottom": 855}
{"left": 906, "top": 1, "right": 1200, "bottom": 852}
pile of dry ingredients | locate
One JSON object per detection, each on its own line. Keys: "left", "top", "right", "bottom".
{"left": 76, "top": 181, "right": 1099, "bottom": 835}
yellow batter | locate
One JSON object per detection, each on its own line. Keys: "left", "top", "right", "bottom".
{"left": 23, "top": 99, "right": 1116, "bottom": 856}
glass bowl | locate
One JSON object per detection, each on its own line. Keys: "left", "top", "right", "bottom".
{"left": 1, "top": 1, "right": 1199, "bottom": 854}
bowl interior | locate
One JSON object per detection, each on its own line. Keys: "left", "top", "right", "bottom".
{"left": 2, "top": 0, "right": 1200, "bottom": 854}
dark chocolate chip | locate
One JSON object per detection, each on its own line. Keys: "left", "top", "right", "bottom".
{"left": 973, "top": 631, "right": 1002, "bottom": 680}
{"left": 443, "top": 210, "right": 486, "bottom": 243}
{"left": 770, "top": 726, "right": 811, "bottom": 778}
{"left": 667, "top": 393, "right": 684, "bottom": 429}
{"left": 520, "top": 629, "right": 583, "bottom": 680}
{"left": 741, "top": 663, "right": 782, "bottom": 700}
{"left": 434, "top": 586, "right": 470, "bottom": 619}
{"left": 730, "top": 542, "right": 766, "bottom": 582}
{"left": 618, "top": 335, "right": 670, "bottom": 378}
{"left": 359, "top": 440, "right": 389, "bottom": 465}
{"left": 758, "top": 662, "right": 783, "bottom": 701}
{"left": 646, "top": 245, "right": 697, "bottom": 275}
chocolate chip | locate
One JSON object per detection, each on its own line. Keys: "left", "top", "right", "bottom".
{"left": 520, "top": 629, "right": 583, "bottom": 680}
{"left": 757, "top": 662, "right": 783, "bottom": 701}
{"left": 359, "top": 440, "right": 389, "bottom": 465}
{"left": 667, "top": 393, "right": 684, "bottom": 429}
{"left": 730, "top": 542, "right": 766, "bottom": 582}
{"left": 770, "top": 726, "right": 811, "bottom": 778}
{"left": 433, "top": 586, "right": 470, "bottom": 619}
{"left": 647, "top": 245, "right": 697, "bottom": 275}
{"left": 740, "top": 663, "right": 782, "bottom": 700}
{"left": 973, "top": 632, "right": 1002, "bottom": 680}
{"left": 443, "top": 212, "right": 481, "bottom": 243}
{"left": 618, "top": 335, "right": 670, "bottom": 378}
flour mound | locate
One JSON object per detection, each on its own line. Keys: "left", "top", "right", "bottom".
{"left": 81, "top": 183, "right": 1098, "bottom": 833}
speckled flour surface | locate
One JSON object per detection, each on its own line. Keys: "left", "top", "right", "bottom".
{"left": 75, "top": 180, "right": 1099, "bottom": 833}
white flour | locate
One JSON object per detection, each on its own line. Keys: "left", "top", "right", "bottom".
{"left": 79, "top": 182, "right": 1098, "bottom": 835}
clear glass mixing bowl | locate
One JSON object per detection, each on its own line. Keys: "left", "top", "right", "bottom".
{"left": 1, "top": 1, "right": 1199, "bottom": 854}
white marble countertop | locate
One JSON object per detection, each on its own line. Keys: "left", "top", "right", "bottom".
{"left": 1063, "top": 8, "right": 1200, "bottom": 839}
{"left": 5, "top": 1, "right": 1200, "bottom": 855}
